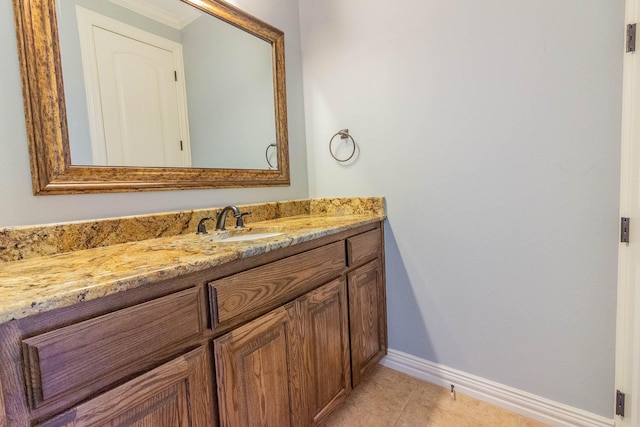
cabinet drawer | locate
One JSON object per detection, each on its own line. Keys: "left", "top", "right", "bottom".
{"left": 347, "top": 228, "right": 381, "bottom": 266}
{"left": 22, "top": 287, "right": 203, "bottom": 409}
{"left": 209, "top": 241, "right": 345, "bottom": 330}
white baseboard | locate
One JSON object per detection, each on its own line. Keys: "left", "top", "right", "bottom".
{"left": 380, "top": 349, "right": 615, "bottom": 427}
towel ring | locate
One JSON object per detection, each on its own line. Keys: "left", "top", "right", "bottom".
{"left": 329, "top": 129, "right": 356, "bottom": 162}
{"left": 265, "top": 143, "right": 277, "bottom": 169}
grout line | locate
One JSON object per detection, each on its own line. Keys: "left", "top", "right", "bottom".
{"left": 390, "top": 380, "right": 422, "bottom": 427}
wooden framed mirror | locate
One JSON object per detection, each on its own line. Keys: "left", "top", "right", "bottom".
{"left": 12, "top": 0, "right": 289, "bottom": 194}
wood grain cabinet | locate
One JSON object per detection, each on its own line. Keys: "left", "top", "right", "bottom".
{"left": 300, "top": 278, "right": 352, "bottom": 425}
{"left": 214, "top": 277, "right": 351, "bottom": 426}
{"left": 0, "top": 285, "right": 210, "bottom": 426}
{"left": 0, "top": 222, "right": 386, "bottom": 427}
{"left": 346, "top": 228, "right": 388, "bottom": 387}
{"left": 21, "top": 288, "right": 204, "bottom": 412}
{"left": 348, "top": 259, "right": 387, "bottom": 387}
{"left": 214, "top": 302, "right": 302, "bottom": 427}
{"left": 208, "top": 242, "right": 345, "bottom": 333}
{"left": 37, "top": 346, "right": 214, "bottom": 427}
{"left": 214, "top": 225, "right": 387, "bottom": 427}
{"left": 214, "top": 278, "right": 352, "bottom": 427}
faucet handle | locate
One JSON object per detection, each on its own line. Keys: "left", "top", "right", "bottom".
{"left": 235, "top": 211, "right": 251, "bottom": 228}
{"left": 196, "top": 217, "right": 213, "bottom": 234}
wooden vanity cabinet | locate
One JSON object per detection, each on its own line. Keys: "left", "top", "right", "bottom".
{"left": 208, "top": 242, "right": 345, "bottom": 333}
{"left": 21, "top": 288, "right": 204, "bottom": 411}
{"left": 347, "top": 259, "right": 386, "bottom": 387}
{"left": 214, "top": 302, "right": 302, "bottom": 427}
{"left": 213, "top": 224, "right": 386, "bottom": 427}
{"left": 0, "top": 281, "right": 212, "bottom": 427}
{"left": 0, "top": 221, "right": 386, "bottom": 427}
{"left": 37, "top": 346, "right": 214, "bottom": 427}
{"left": 346, "top": 228, "right": 388, "bottom": 387}
{"left": 214, "top": 278, "right": 351, "bottom": 427}
{"left": 300, "top": 277, "right": 352, "bottom": 425}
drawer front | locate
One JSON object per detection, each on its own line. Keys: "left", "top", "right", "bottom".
{"left": 209, "top": 241, "right": 345, "bottom": 330}
{"left": 22, "top": 287, "right": 203, "bottom": 409}
{"left": 347, "top": 228, "right": 381, "bottom": 267}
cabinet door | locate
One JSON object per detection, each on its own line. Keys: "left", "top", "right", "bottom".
{"left": 299, "top": 278, "right": 351, "bottom": 425}
{"left": 214, "top": 302, "right": 303, "bottom": 427}
{"left": 348, "top": 259, "right": 387, "bottom": 387}
{"left": 38, "top": 346, "right": 214, "bottom": 427}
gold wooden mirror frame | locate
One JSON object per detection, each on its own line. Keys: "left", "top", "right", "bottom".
{"left": 12, "top": 0, "right": 289, "bottom": 195}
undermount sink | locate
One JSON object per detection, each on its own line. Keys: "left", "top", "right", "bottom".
{"left": 203, "top": 227, "right": 285, "bottom": 243}
{"left": 217, "top": 232, "right": 284, "bottom": 242}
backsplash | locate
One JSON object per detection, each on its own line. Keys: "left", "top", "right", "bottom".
{"left": 0, "top": 197, "right": 384, "bottom": 262}
{"left": 310, "top": 197, "right": 386, "bottom": 216}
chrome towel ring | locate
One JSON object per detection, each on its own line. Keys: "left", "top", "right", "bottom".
{"left": 329, "top": 129, "right": 356, "bottom": 162}
{"left": 265, "top": 143, "right": 277, "bottom": 169}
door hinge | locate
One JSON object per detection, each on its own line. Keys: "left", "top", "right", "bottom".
{"left": 616, "top": 390, "right": 626, "bottom": 417}
{"left": 179, "top": 140, "right": 183, "bottom": 151}
{"left": 621, "top": 217, "right": 630, "bottom": 243}
{"left": 174, "top": 70, "right": 178, "bottom": 81}
{"left": 627, "top": 23, "right": 636, "bottom": 53}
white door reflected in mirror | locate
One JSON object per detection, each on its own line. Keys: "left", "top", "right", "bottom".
{"left": 58, "top": 0, "right": 277, "bottom": 170}
{"left": 77, "top": 6, "right": 191, "bottom": 167}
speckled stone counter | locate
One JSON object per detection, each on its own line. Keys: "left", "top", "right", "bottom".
{"left": 0, "top": 197, "right": 385, "bottom": 324}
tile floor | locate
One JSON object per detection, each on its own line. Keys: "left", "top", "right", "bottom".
{"left": 320, "top": 365, "right": 550, "bottom": 427}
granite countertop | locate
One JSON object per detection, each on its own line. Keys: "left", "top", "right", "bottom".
{"left": 0, "top": 211, "right": 385, "bottom": 324}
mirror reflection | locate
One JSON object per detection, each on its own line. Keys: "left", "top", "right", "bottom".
{"left": 57, "top": 0, "right": 277, "bottom": 170}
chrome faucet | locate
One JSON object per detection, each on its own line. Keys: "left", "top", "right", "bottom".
{"left": 215, "top": 205, "right": 249, "bottom": 231}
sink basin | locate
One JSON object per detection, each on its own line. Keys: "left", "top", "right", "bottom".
{"left": 217, "top": 232, "right": 284, "bottom": 242}
{"left": 203, "top": 227, "right": 285, "bottom": 243}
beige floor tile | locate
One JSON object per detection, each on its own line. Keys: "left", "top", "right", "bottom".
{"left": 320, "top": 365, "right": 421, "bottom": 427}
{"left": 321, "top": 365, "right": 549, "bottom": 427}
{"left": 394, "top": 399, "right": 478, "bottom": 427}
{"left": 517, "top": 416, "right": 551, "bottom": 427}
{"left": 395, "top": 387, "right": 518, "bottom": 427}
{"left": 435, "top": 392, "right": 519, "bottom": 426}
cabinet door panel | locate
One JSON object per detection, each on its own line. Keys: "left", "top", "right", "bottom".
{"left": 38, "top": 346, "right": 214, "bottom": 427}
{"left": 300, "top": 278, "right": 351, "bottom": 425}
{"left": 214, "top": 303, "right": 302, "bottom": 427}
{"left": 348, "top": 259, "right": 387, "bottom": 386}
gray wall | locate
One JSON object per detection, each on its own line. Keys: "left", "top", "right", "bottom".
{"left": 299, "top": 0, "right": 623, "bottom": 418}
{"left": 0, "top": 0, "right": 308, "bottom": 227}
